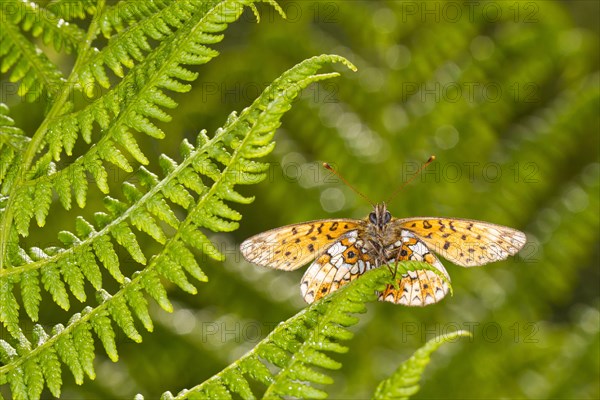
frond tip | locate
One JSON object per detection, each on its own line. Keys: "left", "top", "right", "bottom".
{"left": 373, "top": 330, "right": 472, "bottom": 400}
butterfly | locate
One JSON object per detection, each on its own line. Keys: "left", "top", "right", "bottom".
{"left": 240, "top": 202, "right": 526, "bottom": 306}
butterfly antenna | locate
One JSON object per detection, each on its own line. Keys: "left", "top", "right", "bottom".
{"left": 386, "top": 155, "right": 436, "bottom": 204}
{"left": 323, "top": 162, "right": 374, "bottom": 206}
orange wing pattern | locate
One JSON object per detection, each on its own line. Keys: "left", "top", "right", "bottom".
{"left": 378, "top": 230, "right": 450, "bottom": 306}
{"left": 301, "top": 230, "right": 374, "bottom": 303}
{"left": 241, "top": 206, "right": 526, "bottom": 306}
{"left": 394, "top": 217, "right": 526, "bottom": 267}
{"left": 240, "top": 219, "right": 362, "bottom": 271}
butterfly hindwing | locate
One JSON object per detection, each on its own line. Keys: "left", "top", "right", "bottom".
{"left": 394, "top": 217, "right": 526, "bottom": 267}
{"left": 301, "top": 230, "right": 374, "bottom": 303}
{"left": 378, "top": 230, "right": 450, "bottom": 306}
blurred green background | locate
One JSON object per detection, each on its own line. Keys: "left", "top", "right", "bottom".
{"left": 6, "top": 0, "right": 599, "bottom": 398}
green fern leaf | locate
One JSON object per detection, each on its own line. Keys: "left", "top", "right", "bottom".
{"left": 20, "top": 269, "right": 41, "bottom": 321}
{"left": 105, "top": 293, "right": 143, "bottom": 343}
{"left": 38, "top": 341, "right": 62, "bottom": 398}
{"left": 32, "top": 182, "right": 53, "bottom": 227}
{"left": 71, "top": 315, "right": 96, "bottom": 380}
{"left": 58, "top": 255, "right": 87, "bottom": 303}
{"left": 7, "top": 366, "right": 28, "bottom": 400}
{"left": 13, "top": 186, "right": 34, "bottom": 236}
{"left": 90, "top": 310, "right": 118, "bottom": 362}
{"left": 124, "top": 282, "right": 154, "bottom": 332}
{"left": 0, "top": 277, "right": 21, "bottom": 339}
{"left": 221, "top": 367, "right": 254, "bottom": 400}
{"left": 47, "top": 0, "right": 97, "bottom": 21}
{"left": 23, "top": 357, "right": 44, "bottom": 400}
{"left": 169, "top": 241, "right": 207, "bottom": 283}
{"left": 157, "top": 257, "right": 197, "bottom": 294}
{"left": 180, "top": 226, "right": 225, "bottom": 262}
{"left": 141, "top": 270, "right": 173, "bottom": 312}
{"left": 176, "top": 261, "right": 445, "bottom": 400}
{"left": 239, "top": 356, "right": 273, "bottom": 386}
{"left": 40, "top": 262, "right": 70, "bottom": 311}
{"left": 373, "top": 330, "right": 472, "bottom": 400}
{"left": 54, "top": 325, "right": 85, "bottom": 385}
{"left": 10, "top": 0, "right": 84, "bottom": 52}
{"left": 86, "top": 153, "right": 110, "bottom": 194}
{"left": 75, "top": 246, "right": 103, "bottom": 291}
{"left": 92, "top": 234, "right": 125, "bottom": 283}
{"left": 54, "top": 171, "right": 73, "bottom": 210}
{"left": 72, "top": 165, "right": 88, "bottom": 209}
{"left": 97, "top": 141, "right": 133, "bottom": 172}
{"left": 0, "top": 8, "right": 66, "bottom": 100}
{"left": 0, "top": 104, "right": 28, "bottom": 192}
{"left": 130, "top": 207, "right": 167, "bottom": 244}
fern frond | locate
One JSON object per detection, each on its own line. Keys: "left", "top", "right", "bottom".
{"left": 0, "top": 54, "right": 355, "bottom": 399}
{"left": 169, "top": 261, "right": 450, "bottom": 400}
{"left": 373, "top": 330, "right": 471, "bottom": 400}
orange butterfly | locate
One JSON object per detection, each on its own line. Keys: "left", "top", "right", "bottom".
{"left": 241, "top": 160, "right": 526, "bottom": 306}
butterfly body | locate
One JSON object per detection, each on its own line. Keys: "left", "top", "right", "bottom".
{"left": 241, "top": 203, "right": 526, "bottom": 306}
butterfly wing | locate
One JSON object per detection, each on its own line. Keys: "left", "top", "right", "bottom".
{"left": 240, "top": 219, "right": 363, "bottom": 271}
{"left": 301, "top": 229, "right": 374, "bottom": 303}
{"left": 378, "top": 230, "right": 450, "bottom": 306}
{"left": 393, "top": 217, "right": 526, "bottom": 267}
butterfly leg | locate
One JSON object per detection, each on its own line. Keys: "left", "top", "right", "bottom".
{"left": 390, "top": 248, "right": 405, "bottom": 280}
{"left": 385, "top": 262, "right": 397, "bottom": 279}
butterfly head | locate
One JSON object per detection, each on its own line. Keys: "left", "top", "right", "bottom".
{"left": 369, "top": 203, "right": 392, "bottom": 229}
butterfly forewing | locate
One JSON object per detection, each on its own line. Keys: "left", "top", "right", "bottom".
{"left": 240, "top": 219, "right": 363, "bottom": 271}
{"left": 394, "top": 217, "right": 526, "bottom": 267}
